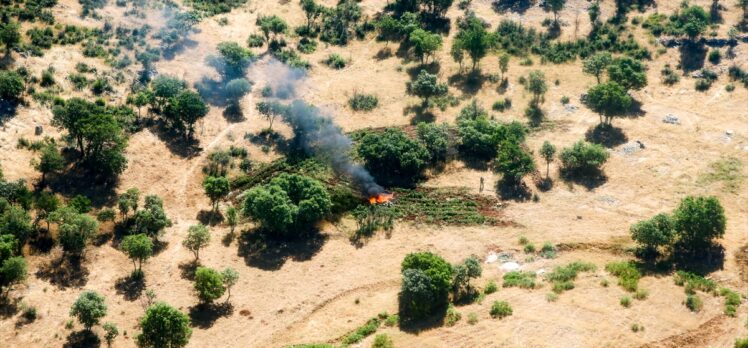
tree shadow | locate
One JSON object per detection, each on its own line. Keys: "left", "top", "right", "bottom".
{"left": 237, "top": 230, "right": 327, "bottom": 271}
{"left": 560, "top": 169, "right": 608, "bottom": 190}
{"left": 671, "top": 243, "right": 725, "bottom": 275}
{"left": 679, "top": 42, "right": 707, "bottom": 74}
{"left": 447, "top": 70, "right": 486, "bottom": 96}
{"left": 405, "top": 62, "right": 441, "bottom": 80}
{"left": 0, "top": 297, "right": 19, "bottom": 319}
{"left": 148, "top": 121, "right": 202, "bottom": 158}
{"left": 179, "top": 260, "right": 199, "bottom": 281}
{"left": 223, "top": 104, "right": 245, "bottom": 123}
{"left": 496, "top": 179, "right": 532, "bottom": 202}
{"left": 114, "top": 271, "right": 146, "bottom": 301}
{"left": 397, "top": 307, "right": 447, "bottom": 334}
{"left": 47, "top": 165, "right": 117, "bottom": 209}
{"left": 492, "top": 0, "right": 535, "bottom": 14}
{"left": 221, "top": 232, "right": 235, "bottom": 247}
{"left": 197, "top": 210, "right": 223, "bottom": 226}
{"left": 35, "top": 255, "right": 89, "bottom": 289}
{"left": 63, "top": 330, "right": 101, "bottom": 348}
{"left": 161, "top": 38, "right": 199, "bottom": 61}
{"left": 404, "top": 104, "right": 436, "bottom": 124}
{"left": 373, "top": 47, "right": 393, "bottom": 61}
{"left": 245, "top": 131, "right": 291, "bottom": 155}
{"left": 29, "top": 232, "right": 55, "bottom": 254}
{"left": 188, "top": 302, "right": 234, "bottom": 329}
{"left": 536, "top": 177, "right": 554, "bottom": 192}
{"left": 0, "top": 101, "right": 19, "bottom": 125}
{"left": 195, "top": 76, "right": 229, "bottom": 107}
{"left": 585, "top": 123, "right": 628, "bottom": 148}
{"left": 544, "top": 21, "right": 561, "bottom": 40}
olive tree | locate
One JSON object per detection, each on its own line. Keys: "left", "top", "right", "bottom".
{"left": 498, "top": 53, "right": 510, "bottom": 81}
{"left": 133, "top": 195, "right": 172, "bottom": 241}
{"left": 203, "top": 176, "right": 230, "bottom": 212}
{"left": 495, "top": 141, "right": 536, "bottom": 185}
{"left": 410, "top": 70, "right": 448, "bottom": 108}
{"left": 52, "top": 208, "right": 98, "bottom": 257}
{"left": 70, "top": 291, "right": 107, "bottom": 330}
{"left": 183, "top": 224, "right": 210, "bottom": 261}
{"left": 137, "top": 303, "right": 192, "bottom": 348}
{"left": 607, "top": 57, "right": 647, "bottom": 91}
{"left": 399, "top": 252, "right": 453, "bottom": 321}
{"left": 630, "top": 213, "right": 674, "bottom": 256}
{"left": 0, "top": 21, "right": 21, "bottom": 55}
{"left": 221, "top": 267, "right": 239, "bottom": 303}
{"left": 0, "top": 256, "right": 27, "bottom": 297}
{"left": 539, "top": 141, "right": 556, "bottom": 179}
{"left": 452, "top": 255, "right": 482, "bottom": 301}
{"left": 673, "top": 196, "right": 726, "bottom": 254}
{"left": 103, "top": 322, "right": 119, "bottom": 348}
{"left": 194, "top": 267, "right": 225, "bottom": 304}
{"left": 34, "top": 143, "right": 64, "bottom": 186}
{"left": 452, "top": 14, "right": 494, "bottom": 70}
{"left": 409, "top": 29, "right": 442, "bottom": 64}
{"left": 526, "top": 70, "right": 548, "bottom": 105}
{"left": 0, "top": 71, "right": 24, "bottom": 101}
{"left": 357, "top": 128, "right": 430, "bottom": 186}
{"left": 559, "top": 141, "right": 609, "bottom": 175}
{"left": 121, "top": 233, "right": 153, "bottom": 274}
{"left": 586, "top": 81, "right": 632, "bottom": 124}
{"left": 582, "top": 52, "right": 612, "bottom": 83}
{"left": 117, "top": 188, "right": 140, "bottom": 219}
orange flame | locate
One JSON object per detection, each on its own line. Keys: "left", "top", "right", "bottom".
{"left": 369, "top": 193, "right": 394, "bottom": 205}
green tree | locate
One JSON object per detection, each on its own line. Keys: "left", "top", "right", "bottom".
{"left": 194, "top": 267, "right": 225, "bottom": 304}
{"left": 399, "top": 251, "right": 453, "bottom": 320}
{"left": 53, "top": 208, "right": 98, "bottom": 257}
{"left": 216, "top": 41, "right": 254, "bottom": 77}
{"left": 559, "top": 140, "right": 609, "bottom": 175}
{"left": 183, "top": 224, "right": 210, "bottom": 261}
{"left": 0, "top": 206, "right": 33, "bottom": 249}
{"left": 0, "top": 71, "right": 24, "bottom": 101}
{"left": 242, "top": 173, "right": 331, "bottom": 237}
{"left": 127, "top": 90, "right": 153, "bottom": 120}
{"left": 498, "top": 53, "right": 510, "bottom": 81}
{"left": 34, "top": 143, "right": 64, "bottom": 185}
{"left": 526, "top": 70, "right": 548, "bottom": 105}
{"left": 377, "top": 14, "right": 402, "bottom": 46}
{"left": 410, "top": 70, "right": 448, "bottom": 108}
{"left": 607, "top": 57, "right": 647, "bottom": 91}
{"left": 0, "top": 21, "right": 21, "bottom": 55}
{"left": 453, "top": 14, "right": 494, "bottom": 70}
{"left": 544, "top": 0, "right": 566, "bottom": 23}
{"left": 224, "top": 78, "right": 251, "bottom": 109}
{"left": 300, "top": 0, "right": 324, "bottom": 29}
{"left": 422, "top": 0, "right": 454, "bottom": 17}
{"left": 458, "top": 117, "right": 526, "bottom": 161}
{"left": 409, "top": 29, "right": 442, "bottom": 64}
{"left": 669, "top": 5, "right": 709, "bottom": 41}
{"left": 121, "top": 233, "right": 153, "bottom": 274}
{"left": 0, "top": 256, "right": 27, "bottom": 297}
{"left": 137, "top": 303, "right": 192, "bottom": 348}
{"left": 133, "top": 195, "right": 172, "bottom": 240}
{"left": 221, "top": 267, "right": 239, "bottom": 303}
{"left": 34, "top": 191, "right": 60, "bottom": 231}
{"left": 539, "top": 141, "right": 556, "bottom": 179}
{"left": 103, "top": 322, "right": 119, "bottom": 348}
{"left": 164, "top": 90, "right": 208, "bottom": 138}
{"left": 357, "top": 128, "right": 430, "bottom": 186}
{"left": 151, "top": 75, "right": 186, "bottom": 110}
{"left": 256, "top": 101, "right": 287, "bottom": 131}
{"left": 586, "top": 81, "right": 632, "bottom": 124}
{"left": 117, "top": 188, "right": 140, "bottom": 219}
{"left": 495, "top": 141, "right": 536, "bottom": 185}
{"left": 225, "top": 206, "right": 238, "bottom": 236}
{"left": 416, "top": 122, "right": 451, "bottom": 162}
{"left": 630, "top": 213, "right": 674, "bottom": 256}
{"left": 673, "top": 196, "right": 726, "bottom": 254}
{"left": 203, "top": 176, "right": 230, "bottom": 212}
{"left": 582, "top": 51, "right": 612, "bottom": 83}
{"left": 69, "top": 291, "right": 107, "bottom": 330}
{"left": 451, "top": 255, "right": 482, "bottom": 300}
{"left": 256, "top": 15, "right": 288, "bottom": 44}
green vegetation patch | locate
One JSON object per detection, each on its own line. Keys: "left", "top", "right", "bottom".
{"left": 545, "top": 261, "right": 596, "bottom": 294}
{"left": 697, "top": 157, "right": 744, "bottom": 194}
{"left": 184, "top": 0, "right": 248, "bottom": 16}
{"left": 387, "top": 187, "right": 504, "bottom": 226}
{"left": 605, "top": 261, "right": 641, "bottom": 292}
{"left": 502, "top": 271, "right": 537, "bottom": 289}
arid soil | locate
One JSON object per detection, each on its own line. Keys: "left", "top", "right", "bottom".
{"left": 0, "top": 0, "right": 746, "bottom": 347}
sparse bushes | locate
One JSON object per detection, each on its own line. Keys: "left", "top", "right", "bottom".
{"left": 545, "top": 262, "right": 596, "bottom": 294}
{"left": 502, "top": 271, "right": 536, "bottom": 289}
{"left": 489, "top": 301, "right": 512, "bottom": 319}
{"left": 348, "top": 93, "right": 378, "bottom": 111}
{"left": 684, "top": 294, "right": 703, "bottom": 312}
{"left": 484, "top": 280, "right": 497, "bottom": 294}
{"left": 445, "top": 305, "right": 461, "bottom": 326}
{"left": 324, "top": 53, "right": 347, "bottom": 69}
{"left": 341, "top": 317, "right": 380, "bottom": 345}
{"left": 661, "top": 64, "right": 680, "bottom": 85}
{"left": 372, "top": 334, "right": 394, "bottom": 348}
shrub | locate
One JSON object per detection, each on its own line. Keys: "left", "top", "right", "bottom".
{"left": 518, "top": 236, "right": 529, "bottom": 245}
{"left": 416, "top": 122, "right": 451, "bottom": 163}
{"left": 634, "top": 288, "right": 649, "bottom": 300}
{"left": 561, "top": 96, "right": 570, "bottom": 104}
{"left": 540, "top": 242, "right": 556, "bottom": 259}
{"left": 620, "top": 296, "right": 632, "bottom": 308}
{"left": 489, "top": 301, "right": 512, "bottom": 319}
{"left": 384, "top": 314, "right": 398, "bottom": 327}
{"left": 492, "top": 98, "right": 512, "bottom": 112}
{"left": 0, "top": 71, "right": 25, "bottom": 101}
{"left": 341, "top": 317, "right": 379, "bottom": 345}
{"left": 372, "top": 334, "right": 394, "bottom": 348}
{"left": 348, "top": 93, "right": 378, "bottom": 111}
{"left": 605, "top": 262, "right": 640, "bottom": 292}
{"left": 737, "top": 338, "right": 748, "bottom": 348}
{"left": 484, "top": 280, "right": 497, "bottom": 294}
{"left": 137, "top": 303, "right": 192, "bottom": 348}
{"left": 708, "top": 50, "right": 721, "bottom": 64}
{"left": 546, "top": 292, "right": 559, "bottom": 302}
{"left": 661, "top": 64, "right": 680, "bottom": 85}
{"left": 559, "top": 141, "right": 609, "bottom": 175}
{"left": 672, "top": 196, "right": 726, "bottom": 255}
{"left": 674, "top": 271, "right": 716, "bottom": 294}
{"left": 631, "top": 323, "right": 644, "bottom": 332}
{"left": 523, "top": 243, "right": 536, "bottom": 254}
{"left": 502, "top": 271, "right": 536, "bottom": 289}
{"left": 70, "top": 291, "right": 107, "bottom": 330}
{"left": 445, "top": 305, "right": 461, "bottom": 326}
{"left": 324, "top": 53, "right": 347, "bottom": 69}
{"left": 545, "top": 262, "right": 596, "bottom": 294}
{"left": 467, "top": 312, "right": 478, "bottom": 324}
{"left": 684, "top": 294, "right": 703, "bottom": 312}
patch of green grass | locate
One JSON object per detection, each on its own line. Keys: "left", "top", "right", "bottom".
{"left": 341, "top": 317, "right": 380, "bottom": 345}
{"left": 674, "top": 271, "right": 717, "bottom": 294}
{"left": 467, "top": 312, "right": 478, "bottom": 325}
{"left": 484, "top": 280, "right": 497, "bottom": 294}
{"left": 720, "top": 288, "right": 741, "bottom": 317}
{"left": 698, "top": 157, "right": 744, "bottom": 194}
{"left": 684, "top": 294, "right": 703, "bottom": 312}
{"left": 387, "top": 188, "right": 501, "bottom": 226}
{"left": 445, "top": 305, "right": 461, "bottom": 327}
{"left": 348, "top": 93, "right": 379, "bottom": 112}
{"left": 503, "top": 271, "right": 537, "bottom": 289}
{"left": 620, "top": 296, "right": 632, "bottom": 308}
{"left": 545, "top": 261, "right": 596, "bottom": 294}
{"left": 490, "top": 301, "right": 512, "bottom": 319}
{"left": 605, "top": 261, "right": 641, "bottom": 292}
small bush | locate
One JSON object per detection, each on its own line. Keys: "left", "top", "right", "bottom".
{"left": 324, "top": 54, "right": 347, "bottom": 69}
{"left": 492, "top": 98, "right": 512, "bottom": 112}
{"left": 559, "top": 141, "right": 609, "bottom": 175}
{"left": 605, "top": 262, "right": 640, "bottom": 292}
{"left": 484, "top": 280, "right": 497, "bottom": 294}
{"left": 297, "top": 37, "right": 317, "bottom": 54}
{"left": 674, "top": 271, "right": 716, "bottom": 294}
{"left": 372, "top": 334, "right": 394, "bottom": 348}
{"left": 383, "top": 314, "right": 398, "bottom": 327}
{"left": 631, "top": 323, "right": 644, "bottom": 332}
{"left": 445, "top": 305, "right": 461, "bottom": 326}
{"left": 467, "top": 312, "right": 478, "bottom": 325}
{"left": 348, "top": 93, "right": 379, "bottom": 112}
{"left": 736, "top": 338, "right": 748, "bottom": 348}
{"left": 490, "top": 301, "right": 512, "bottom": 319}
{"left": 546, "top": 292, "right": 559, "bottom": 302}
{"left": 620, "top": 296, "right": 632, "bottom": 308}
{"left": 560, "top": 96, "right": 570, "bottom": 104}
{"left": 539, "top": 242, "right": 556, "bottom": 259}
{"left": 523, "top": 243, "right": 536, "bottom": 254}
{"left": 341, "top": 317, "right": 380, "bottom": 345}
{"left": 518, "top": 236, "right": 529, "bottom": 245}
{"left": 22, "top": 305, "right": 38, "bottom": 322}
{"left": 661, "top": 64, "right": 680, "bottom": 85}
{"left": 708, "top": 50, "right": 721, "bottom": 64}
{"left": 685, "top": 294, "right": 703, "bottom": 312}
{"left": 503, "top": 271, "right": 536, "bottom": 289}
{"left": 695, "top": 78, "right": 712, "bottom": 91}
{"left": 634, "top": 288, "right": 649, "bottom": 300}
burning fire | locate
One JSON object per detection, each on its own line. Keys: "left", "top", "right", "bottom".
{"left": 369, "top": 193, "right": 394, "bottom": 205}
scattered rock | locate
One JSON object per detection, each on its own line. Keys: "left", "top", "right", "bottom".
{"left": 34, "top": 125, "right": 43, "bottom": 135}
{"left": 663, "top": 114, "right": 680, "bottom": 124}
{"left": 500, "top": 262, "right": 521, "bottom": 272}
{"left": 486, "top": 253, "right": 498, "bottom": 264}
{"left": 564, "top": 104, "right": 579, "bottom": 113}
{"left": 621, "top": 141, "right": 645, "bottom": 155}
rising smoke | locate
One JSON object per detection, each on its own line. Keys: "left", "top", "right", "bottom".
{"left": 249, "top": 59, "right": 385, "bottom": 196}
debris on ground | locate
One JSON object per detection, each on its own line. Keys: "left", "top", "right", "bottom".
{"left": 500, "top": 261, "right": 521, "bottom": 272}
{"left": 663, "top": 114, "right": 680, "bottom": 124}
{"left": 621, "top": 141, "right": 645, "bottom": 155}
{"left": 564, "top": 104, "right": 579, "bottom": 113}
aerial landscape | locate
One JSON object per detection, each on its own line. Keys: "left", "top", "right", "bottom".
{"left": 0, "top": 0, "right": 746, "bottom": 347}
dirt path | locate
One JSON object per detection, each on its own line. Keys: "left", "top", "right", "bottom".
{"left": 639, "top": 315, "right": 730, "bottom": 348}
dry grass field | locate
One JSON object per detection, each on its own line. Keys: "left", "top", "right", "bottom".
{"left": 0, "top": 0, "right": 746, "bottom": 347}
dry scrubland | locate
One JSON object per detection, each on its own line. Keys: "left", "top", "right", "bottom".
{"left": 0, "top": 0, "right": 746, "bottom": 347}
